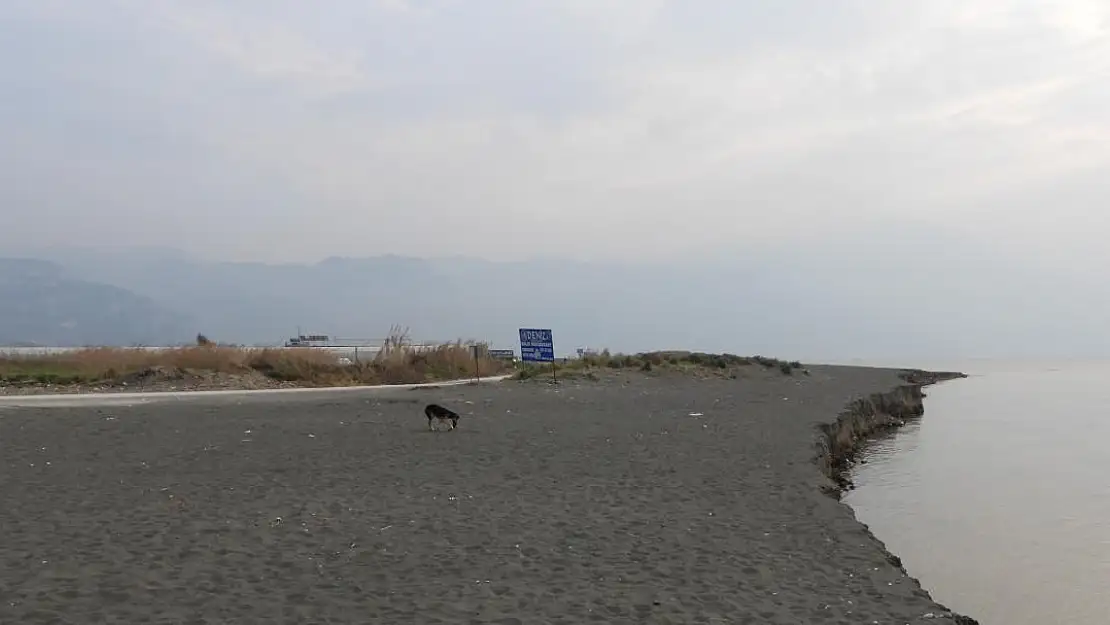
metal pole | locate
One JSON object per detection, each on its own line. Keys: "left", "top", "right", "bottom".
{"left": 473, "top": 345, "right": 481, "bottom": 382}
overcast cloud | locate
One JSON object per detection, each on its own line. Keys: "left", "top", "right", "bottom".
{"left": 2, "top": 0, "right": 1109, "bottom": 268}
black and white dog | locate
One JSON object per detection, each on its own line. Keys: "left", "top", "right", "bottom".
{"left": 424, "top": 403, "right": 460, "bottom": 431}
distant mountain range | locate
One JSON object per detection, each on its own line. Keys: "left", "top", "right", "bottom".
{"left": 0, "top": 258, "right": 193, "bottom": 347}
{"left": 4, "top": 237, "right": 1110, "bottom": 360}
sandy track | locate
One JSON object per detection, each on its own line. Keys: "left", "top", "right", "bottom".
{"left": 0, "top": 375, "right": 514, "bottom": 409}
{"left": 0, "top": 366, "right": 965, "bottom": 624}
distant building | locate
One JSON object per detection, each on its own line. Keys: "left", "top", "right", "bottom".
{"left": 284, "top": 334, "right": 331, "bottom": 347}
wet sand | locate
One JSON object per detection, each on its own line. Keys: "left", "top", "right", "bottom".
{"left": 0, "top": 366, "right": 972, "bottom": 624}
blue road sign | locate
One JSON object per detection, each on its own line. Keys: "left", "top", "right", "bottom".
{"left": 518, "top": 328, "right": 554, "bottom": 363}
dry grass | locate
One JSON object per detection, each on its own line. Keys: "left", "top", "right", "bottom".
{"left": 0, "top": 327, "right": 511, "bottom": 388}
{"left": 514, "top": 349, "right": 804, "bottom": 380}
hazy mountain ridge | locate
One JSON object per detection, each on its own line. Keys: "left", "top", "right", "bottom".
{"left": 8, "top": 240, "right": 1110, "bottom": 359}
{"left": 0, "top": 258, "right": 195, "bottom": 347}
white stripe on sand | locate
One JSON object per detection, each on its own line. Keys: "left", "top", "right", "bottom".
{"left": 0, "top": 374, "right": 514, "bottom": 408}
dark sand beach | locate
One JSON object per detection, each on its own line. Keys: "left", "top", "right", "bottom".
{"left": 0, "top": 365, "right": 975, "bottom": 624}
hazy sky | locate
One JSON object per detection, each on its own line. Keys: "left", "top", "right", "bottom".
{"left": 3, "top": 1, "right": 1109, "bottom": 267}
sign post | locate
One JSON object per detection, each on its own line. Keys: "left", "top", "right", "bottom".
{"left": 518, "top": 328, "right": 556, "bottom": 384}
{"left": 472, "top": 344, "right": 481, "bottom": 382}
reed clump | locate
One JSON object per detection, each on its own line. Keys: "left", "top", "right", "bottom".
{"left": 0, "top": 326, "right": 510, "bottom": 388}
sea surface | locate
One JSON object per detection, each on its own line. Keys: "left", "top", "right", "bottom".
{"left": 844, "top": 360, "right": 1110, "bottom": 625}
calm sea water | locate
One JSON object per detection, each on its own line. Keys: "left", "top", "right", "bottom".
{"left": 844, "top": 360, "right": 1110, "bottom": 625}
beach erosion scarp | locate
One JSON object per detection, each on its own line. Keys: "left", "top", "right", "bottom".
{"left": 816, "top": 368, "right": 979, "bottom": 625}
{"left": 816, "top": 369, "right": 968, "bottom": 495}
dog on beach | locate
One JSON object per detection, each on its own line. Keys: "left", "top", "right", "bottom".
{"left": 424, "top": 403, "right": 460, "bottom": 431}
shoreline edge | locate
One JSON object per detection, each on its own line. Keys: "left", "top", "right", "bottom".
{"left": 815, "top": 367, "right": 979, "bottom": 625}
